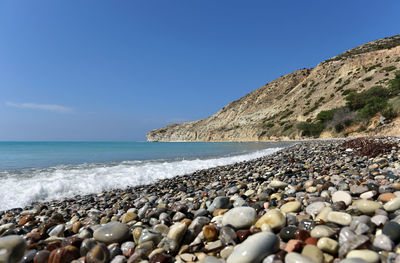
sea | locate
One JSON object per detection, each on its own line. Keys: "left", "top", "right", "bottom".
{"left": 0, "top": 141, "right": 293, "bottom": 211}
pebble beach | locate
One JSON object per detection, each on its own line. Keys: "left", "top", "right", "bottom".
{"left": 1, "top": 137, "right": 400, "bottom": 263}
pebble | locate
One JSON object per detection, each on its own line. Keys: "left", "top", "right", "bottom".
{"left": 226, "top": 232, "right": 279, "bottom": 263}
{"left": 301, "top": 244, "right": 324, "bottom": 263}
{"left": 310, "top": 225, "right": 335, "bottom": 238}
{"left": 383, "top": 197, "right": 400, "bottom": 211}
{"left": 0, "top": 235, "right": 27, "bottom": 263}
{"left": 382, "top": 221, "right": 400, "bottom": 243}
{"left": 222, "top": 207, "right": 256, "bottom": 229}
{"left": 280, "top": 201, "right": 301, "bottom": 214}
{"left": 373, "top": 234, "right": 393, "bottom": 251}
{"left": 327, "top": 211, "right": 352, "bottom": 225}
{"left": 346, "top": 249, "right": 379, "bottom": 263}
{"left": 355, "top": 200, "right": 382, "bottom": 215}
{"left": 317, "top": 237, "right": 339, "bottom": 254}
{"left": 93, "top": 222, "right": 130, "bottom": 244}
{"left": 332, "top": 191, "right": 352, "bottom": 206}
{"left": 255, "top": 209, "right": 286, "bottom": 230}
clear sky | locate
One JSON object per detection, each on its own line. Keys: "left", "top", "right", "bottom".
{"left": 1, "top": 1, "right": 399, "bottom": 141}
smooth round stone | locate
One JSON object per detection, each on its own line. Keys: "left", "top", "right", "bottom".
{"left": 383, "top": 197, "right": 400, "bottom": 212}
{"left": 355, "top": 200, "right": 382, "bottom": 215}
{"left": 269, "top": 180, "right": 287, "bottom": 189}
{"left": 346, "top": 249, "right": 379, "bottom": 263}
{"left": 301, "top": 244, "right": 323, "bottom": 263}
{"left": 310, "top": 225, "right": 335, "bottom": 238}
{"left": 33, "top": 250, "right": 50, "bottom": 263}
{"left": 327, "top": 211, "right": 352, "bottom": 225}
{"left": 317, "top": 237, "right": 338, "bottom": 254}
{"left": 382, "top": 221, "right": 400, "bottom": 243}
{"left": 281, "top": 201, "right": 301, "bottom": 214}
{"left": 360, "top": 191, "right": 376, "bottom": 199}
{"left": 316, "top": 207, "right": 332, "bottom": 222}
{"left": 332, "top": 191, "right": 352, "bottom": 206}
{"left": 305, "top": 202, "right": 326, "bottom": 217}
{"left": 93, "top": 222, "right": 130, "bottom": 244}
{"left": 110, "top": 255, "right": 127, "bottom": 263}
{"left": 255, "top": 209, "right": 286, "bottom": 230}
{"left": 373, "top": 234, "right": 393, "bottom": 251}
{"left": 0, "top": 235, "right": 27, "bottom": 263}
{"left": 378, "top": 193, "right": 396, "bottom": 203}
{"left": 222, "top": 207, "right": 256, "bottom": 229}
{"left": 227, "top": 232, "right": 279, "bottom": 263}
{"left": 279, "top": 226, "right": 298, "bottom": 242}
{"left": 285, "top": 252, "right": 315, "bottom": 263}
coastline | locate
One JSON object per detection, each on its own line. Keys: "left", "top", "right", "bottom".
{"left": 1, "top": 137, "right": 400, "bottom": 262}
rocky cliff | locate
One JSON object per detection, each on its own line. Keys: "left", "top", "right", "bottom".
{"left": 147, "top": 35, "right": 400, "bottom": 142}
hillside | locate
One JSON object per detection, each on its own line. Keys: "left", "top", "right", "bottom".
{"left": 147, "top": 35, "right": 400, "bottom": 142}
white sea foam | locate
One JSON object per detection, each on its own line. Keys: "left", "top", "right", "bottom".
{"left": 0, "top": 147, "right": 281, "bottom": 211}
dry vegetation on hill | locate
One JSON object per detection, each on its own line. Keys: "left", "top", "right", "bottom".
{"left": 147, "top": 35, "right": 400, "bottom": 142}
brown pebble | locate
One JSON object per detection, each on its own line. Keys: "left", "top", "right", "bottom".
{"left": 50, "top": 213, "right": 64, "bottom": 223}
{"left": 45, "top": 241, "right": 62, "bottom": 252}
{"left": 180, "top": 218, "right": 192, "bottom": 227}
{"left": 295, "top": 229, "right": 310, "bottom": 241}
{"left": 34, "top": 250, "right": 50, "bottom": 263}
{"left": 236, "top": 230, "right": 251, "bottom": 242}
{"left": 378, "top": 193, "right": 396, "bottom": 203}
{"left": 18, "top": 215, "right": 34, "bottom": 226}
{"left": 304, "top": 237, "right": 318, "bottom": 246}
{"left": 203, "top": 225, "right": 218, "bottom": 242}
{"left": 72, "top": 221, "right": 82, "bottom": 234}
{"left": 85, "top": 244, "right": 110, "bottom": 263}
{"left": 48, "top": 245, "right": 80, "bottom": 263}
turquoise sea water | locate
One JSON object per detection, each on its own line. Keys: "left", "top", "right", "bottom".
{"left": 0, "top": 141, "right": 293, "bottom": 211}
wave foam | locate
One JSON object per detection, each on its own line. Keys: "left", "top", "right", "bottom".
{"left": 0, "top": 147, "right": 281, "bottom": 211}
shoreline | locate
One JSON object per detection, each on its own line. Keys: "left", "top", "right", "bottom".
{"left": 1, "top": 136, "right": 400, "bottom": 262}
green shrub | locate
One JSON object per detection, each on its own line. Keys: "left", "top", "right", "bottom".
{"left": 358, "top": 97, "right": 388, "bottom": 119}
{"left": 296, "top": 121, "right": 324, "bottom": 137}
{"left": 363, "top": 76, "right": 373, "bottom": 81}
{"left": 367, "top": 63, "right": 381, "bottom": 72}
{"left": 346, "top": 85, "right": 389, "bottom": 110}
{"left": 335, "top": 123, "right": 344, "bottom": 132}
{"left": 282, "top": 124, "right": 293, "bottom": 132}
{"left": 263, "top": 123, "right": 274, "bottom": 129}
{"left": 382, "top": 66, "right": 396, "bottom": 72}
{"left": 389, "top": 71, "right": 400, "bottom": 96}
{"left": 383, "top": 106, "right": 397, "bottom": 120}
{"left": 317, "top": 109, "right": 335, "bottom": 123}
{"left": 280, "top": 110, "right": 294, "bottom": 120}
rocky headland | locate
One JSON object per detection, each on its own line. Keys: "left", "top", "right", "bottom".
{"left": 1, "top": 137, "right": 400, "bottom": 263}
{"left": 147, "top": 35, "right": 400, "bottom": 142}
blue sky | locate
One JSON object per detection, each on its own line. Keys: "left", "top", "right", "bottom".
{"left": 0, "top": 1, "right": 399, "bottom": 141}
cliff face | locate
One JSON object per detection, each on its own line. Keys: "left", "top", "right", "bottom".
{"left": 147, "top": 35, "right": 400, "bottom": 142}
